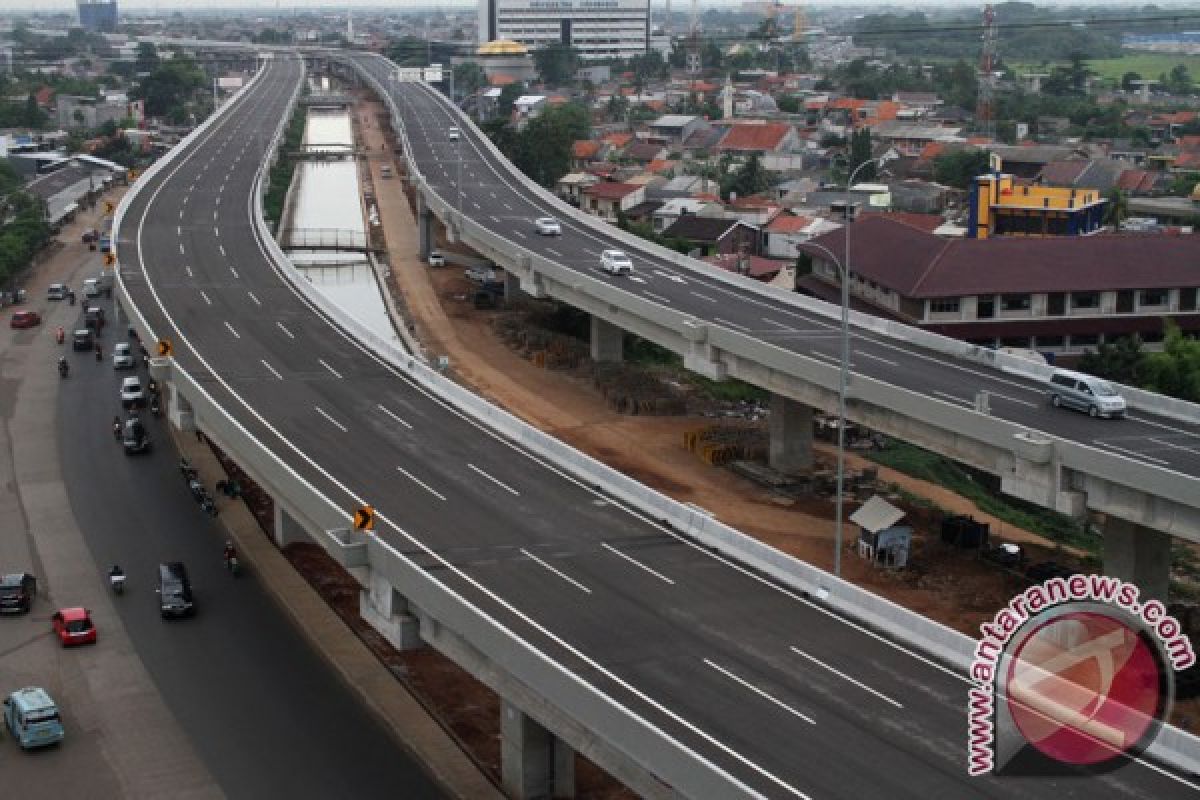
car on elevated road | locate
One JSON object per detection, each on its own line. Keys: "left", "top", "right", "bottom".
{"left": 534, "top": 217, "right": 562, "bottom": 236}
{"left": 599, "top": 249, "right": 634, "bottom": 276}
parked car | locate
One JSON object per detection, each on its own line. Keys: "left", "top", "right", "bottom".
{"left": 448, "top": 126, "right": 460, "bottom": 141}
{"left": 72, "top": 328, "right": 94, "bottom": 351}
{"left": 427, "top": 250, "right": 445, "bottom": 267}
{"left": 120, "top": 376, "right": 146, "bottom": 408}
{"left": 464, "top": 265, "right": 497, "bottom": 284}
{"left": 112, "top": 341, "right": 134, "bottom": 369}
{"left": 3, "top": 687, "right": 64, "bottom": 749}
{"left": 46, "top": 283, "right": 67, "bottom": 301}
{"left": 122, "top": 417, "right": 150, "bottom": 454}
{"left": 1046, "top": 368, "right": 1127, "bottom": 419}
{"left": 10, "top": 310, "right": 41, "bottom": 329}
{"left": 534, "top": 217, "right": 562, "bottom": 236}
{"left": 52, "top": 607, "right": 97, "bottom": 647}
{"left": 0, "top": 573, "right": 37, "bottom": 613}
{"left": 599, "top": 249, "right": 634, "bottom": 276}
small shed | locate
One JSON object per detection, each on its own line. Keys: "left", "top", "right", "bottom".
{"left": 852, "top": 495, "right": 912, "bottom": 569}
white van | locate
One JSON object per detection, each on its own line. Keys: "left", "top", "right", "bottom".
{"left": 1046, "top": 369, "right": 1127, "bottom": 419}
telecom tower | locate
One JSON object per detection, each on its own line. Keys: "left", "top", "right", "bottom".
{"left": 976, "top": 4, "right": 997, "bottom": 141}
{"left": 686, "top": 0, "right": 701, "bottom": 75}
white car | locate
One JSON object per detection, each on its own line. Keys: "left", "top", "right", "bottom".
{"left": 599, "top": 249, "right": 634, "bottom": 276}
{"left": 448, "top": 126, "right": 460, "bottom": 141}
{"left": 428, "top": 250, "right": 445, "bottom": 267}
{"left": 112, "top": 342, "right": 134, "bottom": 370}
{"left": 120, "top": 376, "right": 145, "bottom": 407}
{"left": 534, "top": 217, "right": 562, "bottom": 236}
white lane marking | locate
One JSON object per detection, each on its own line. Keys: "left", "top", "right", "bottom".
{"left": 503, "top": 202, "right": 512, "bottom": 211}
{"left": 601, "top": 543, "right": 674, "bottom": 585}
{"left": 213, "top": 210, "right": 219, "bottom": 221}
{"left": 230, "top": 266, "right": 239, "bottom": 279}
{"left": 184, "top": 265, "right": 193, "bottom": 278}
{"left": 276, "top": 321, "right": 294, "bottom": 339}
{"left": 472, "top": 201, "right": 481, "bottom": 210}
{"left": 790, "top": 646, "right": 903, "bottom": 709}
{"left": 177, "top": 225, "right": 182, "bottom": 235}
{"left": 219, "top": 245, "right": 226, "bottom": 257}
{"left": 318, "top": 358, "right": 343, "bottom": 379}
{"left": 932, "top": 389, "right": 970, "bottom": 406}
{"left": 654, "top": 270, "right": 686, "bottom": 284}
{"left": 628, "top": 274, "right": 647, "bottom": 284}
{"left": 809, "top": 350, "right": 856, "bottom": 369}
{"left": 714, "top": 316, "right": 750, "bottom": 331}
{"left": 1126, "top": 413, "right": 1200, "bottom": 442}
{"left": 854, "top": 350, "right": 899, "bottom": 367}
{"left": 396, "top": 466, "right": 446, "bottom": 501}
{"left": 643, "top": 291, "right": 672, "bottom": 304}
{"left": 179, "top": 243, "right": 185, "bottom": 255}
{"left": 214, "top": 227, "right": 220, "bottom": 237}
{"left": 545, "top": 247, "right": 561, "bottom": 257}
{"left": 314, "top": 406, "right": 347, "bottom": 432}
{"left": 987, "top": 391, "right": 1037, "bottom": 408}
{"left": 260, "top": 359, "right": 283, "bottom": 380}
{"left": 467, "top": 463, "right": 520, "bottom": 495}
{"left": 704, "top": 659, "right": 815, "bottom": 724}
{"left": 377, "top": 404, "right": 413, "bottom": 429}
{"left": 215, "top": 196, "right": 220, "bottom": 207}
{"left": 199, "top": 290, "right": 212, "bottom": 305}
{"left": 519, "top": 548, "right": 591, "bottom": 594}
{"left": 762, "top": 316, "right": 791, "bottom": 329}
{"left": 690, "top": 291, "right": 718, "bottom": 303}
{"left": 513, "top": 230, "right": 526, "bottom": 239}
{"left": 1094, "top": 440, "right": 1170, "bottom": 465}
{"left": 490, "top": 215, "right": 501, "bottom": 223}
{"left": 1146, "top": 437, "right": 1200, "bottom": 457}
{"left": 247, "top": 291, "right": 261, "bottom": 306}
{"left": 224, "top": 321, "right": 240, "bottom": 339}
{"left": 490, "top": 191, "right": 497, "bottom": 199}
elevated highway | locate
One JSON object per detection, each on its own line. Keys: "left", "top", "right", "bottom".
{"left": 339, "top": 52, "right": 1200, "bottom": 601}
{"left": 112, "top": 54, "right": 1197, "bottom": 798}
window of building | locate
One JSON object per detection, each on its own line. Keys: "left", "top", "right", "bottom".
{"left": 1071, "top": 333, "right": 1099, "bottom": 348}
{"left": 1142, "top": 330, "right": 1165, "bottom": 344}
{"left": 929, "top": 299, "right": 960, "bottom": 314}
{"left": 1000, "top": 294, "right": 1031, "bottom": 312}
{"left": 1139, "top": 289, "right": 1168, "bottom": 307}
{"left": 1036, "top": 335, "right": 1065, "bottom": 348}
{"left": 999, "top": 336, "right": 1032, "bottom": 348}
{"left": 1071, "top": 292, "right": 1100, "bottom": 310}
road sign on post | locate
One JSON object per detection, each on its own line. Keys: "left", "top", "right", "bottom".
{"left": 104, "top": 200, "right": 114, "bottom": 214}
{"left": 103, "top": 252, "right": 116, "bottom": 267}
{"left": 156, "top": 339, "right": 173, "bottom": 357}
{"left": 353, "top": 505, "right": 375, "bottom": 531}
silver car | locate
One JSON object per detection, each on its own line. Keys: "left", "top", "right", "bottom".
{"left": 534, "top": 217, "right": 562, "bottom": 236}
{"left": 120, "top": 376, "right": 145, "bottom": 408}
{"left": 599, "top": 249, "right": 633, "bottom": 276}
{"left": 112, "top": 342, "right": 134, "bottom": 369}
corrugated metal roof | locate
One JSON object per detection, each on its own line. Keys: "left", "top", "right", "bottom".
{"left": 849, "top": 495, "right": 906, "bottom": 533}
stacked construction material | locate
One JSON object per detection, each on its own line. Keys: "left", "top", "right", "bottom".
{"left": 683, "top": 425, "right": 768, "bottom": 466}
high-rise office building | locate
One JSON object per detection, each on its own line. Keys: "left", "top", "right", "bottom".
{"left": 78, "top": 0, "right": 118, "bottom": 33}
{"left": 478, "top": 1, "right": 650, "bottom": 61}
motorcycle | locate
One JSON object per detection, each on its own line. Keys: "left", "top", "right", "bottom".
{"left": 150, "top": 397, "right": 161, "bottom": 417}
{"left": 225, "top": 554, "right": 241, "bottom": 576}
{"left": 58, "top": 359, "right": 69, "bottom": 378}
{"left": 109, "top": 569, "right": 125, "bottom": 595}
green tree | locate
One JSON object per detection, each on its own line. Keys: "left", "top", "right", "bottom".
{"left": 512, "top": 103, "right": 591, "bottom": 187}
{"left": 722, "top": 153, "right": 774, "bottom": 199}
{"left": 1103, "top": 187, "right": 1128, "bottom": 228}
{"left": 1167, "top": 64, "right": 1193, "bottom": 95}
{"left": 1121, "top": 71, "right": 1143, "bottom": 91}
{"left": 135, "top": 42, "right": 160, "bottom": 74}
{"left": 385, "top": 37, "right": 428, "bottom": 67}
{"left": 1141, "top": 323, "right": 1200, "bottom": 402}
{"left": 847, "top": 127, "right": 875, "bottom": 183}
{"left": 496, "top": 81, "right": 526, "bottom": 118}
{"left": 933, "top": 148, "right": 991, "bottom": 189}
{"left": 532, "top": 44, "right": 580, "bottom": 87}
{"left": 1078, "top": 336, "right": 1145, "bottom": 386}
{"left": 134, "top": 57, "right": 205, "bottom": 118}
{"left": 453, "top": 61, "right": 487, "bottom": 98}
{"left": 605, "top": 92, "right": 630, "bottom": 123}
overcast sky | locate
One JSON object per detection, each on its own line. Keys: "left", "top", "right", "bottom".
{"left": 2, "top": 0, "right": 1184, "bottom": 14}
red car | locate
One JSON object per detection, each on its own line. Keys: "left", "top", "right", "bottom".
{"left": 10, "top": 311, "right": 41, "bottom": 329}
{"left": 51, "top": 607, "right": 96, "bottom": 647}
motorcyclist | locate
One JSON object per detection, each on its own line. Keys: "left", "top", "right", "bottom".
{"left": 109, "top": 564, "right": 124, "bottom": 579}
{"left": 223, "top": 541, "right": 237, "bottom": 567}
{"left": 112, "top": 415, "right": 122, "bottom": 439}
{"left": 58, "top": 356, "right": 68, "bottom": 377}
{"left": 55, "top": 326, "right": 64, "bottom": 345}
{"left": 95, "top": 341, "right": 103, "bottom": 362}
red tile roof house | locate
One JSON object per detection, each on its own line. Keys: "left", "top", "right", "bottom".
{"left": 702, "top": 253, "right": 787, "bottom": 282}
{"left": 716, "top": 122, "right": 799, "bottom": 154}
{"left": 581, "top": 182, "right": 646, "bottom": 222}
{"left": 800, "top": 215, "right": 1200, "bottom": 358}
{"left": 662, "top": 216, "right": 760, "bottom": 257}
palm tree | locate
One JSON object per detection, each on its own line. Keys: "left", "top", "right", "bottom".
{"left": 1103, "top": 187, "right": 1128, "bottom": 229}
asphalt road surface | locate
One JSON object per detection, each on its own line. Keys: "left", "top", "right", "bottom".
{"left": 113, "top": 55, "right": 1194, "bottom": 798}
{"left": 56, "top": 293, "right": 442, "bottom": 799}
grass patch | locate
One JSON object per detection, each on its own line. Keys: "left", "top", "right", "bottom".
{"left": 867, "top": 441, "right": 1097, "bottom": 552}
{"left": 686, "top": 374, "right": 768, "bottom": 403}
{"left": 1087, "top": 52, "right": 1200, "bottom": 86}
{"left": 263, "top": 107, "right": 307, "bottom": 230}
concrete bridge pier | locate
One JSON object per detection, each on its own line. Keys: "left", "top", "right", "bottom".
{"left": 273, "top": 505, "right": 311, "bottom": 548}
{"left": 769, "top": 394, "right": 814, "bottom": 473}
{"left": 589, "top": 316, "right": 624, "bottom": 363}
{"left": 416, "top": 195, "right": 433, "bottom": 261}
{"left": 359, "top": 571, "right": 423, "bottom": 651}
{"left": 502, "top": 699, "right": 576, "bottom": 799}
{"left": 1103, "top": 517, "right": 1171, "bottom": 602}
{"left": 159, "top": 374, "right": 196, "bottom": 432}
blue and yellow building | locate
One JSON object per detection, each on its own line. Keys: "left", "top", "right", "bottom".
{"left": 967, "top": 170, "right": 1107, "bottom": 239}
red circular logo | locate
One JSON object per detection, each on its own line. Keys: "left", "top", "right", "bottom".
{"left": 1005, "top": 610, "right": 1165, "bottom": 766}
